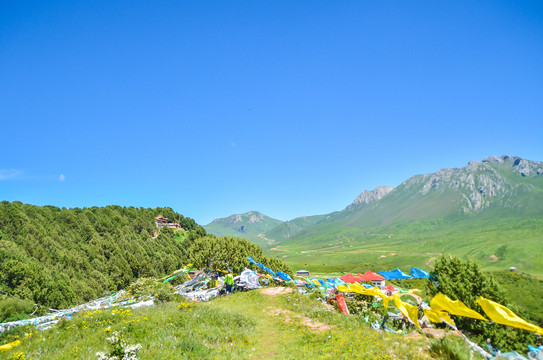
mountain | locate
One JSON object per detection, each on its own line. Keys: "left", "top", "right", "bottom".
{"left": 204, "top": 211, "right": 283, "bottom": 244}
{"left": 263, "top": 187, "right": 396, "bottom": 244}
{"left": 263, "top": 214, "right": 331, "bottom": 242}
{"left": 345, "top": 186, "right": 395, "bottom": 211}
{"left": 266, "top": 155, "right": 543, "bottom": 276}
{"left": 335, "top": 155, "right": 543, "bottom": 226}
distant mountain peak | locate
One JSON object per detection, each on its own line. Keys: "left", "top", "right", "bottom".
{"left": 482, "top": 154, "right": 518, "bottom": 164}
{"left": 398, "top": 155, "right": 543, "bottom": 214}
{"left": 347, "top": 186, "right": 394, "bottom": 210}
{"left": 211, "top": 211, "right": 265, "bottom": 224}
{"left": 482, "top": 155, "right": 543, "bottom": 177}
{"left": 204, "top": 211, "right": 283, "bottom": 243}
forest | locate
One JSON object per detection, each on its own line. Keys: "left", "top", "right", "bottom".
{"left": 0, "top": 201, "right": 290, "bottom": 318}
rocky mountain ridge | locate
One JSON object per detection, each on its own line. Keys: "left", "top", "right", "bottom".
{"left": 346, "top": 186, "right": 394, "bottom": 211}
{"left": 205, "top": 155, "right": 543, "bottom": 245}
{"left": 397, "top": 155, "right": 543, "bottom": 214}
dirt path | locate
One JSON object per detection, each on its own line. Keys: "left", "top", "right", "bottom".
{"left": 217, "top": 287, "right": 333, "bottom": 359}
{"left": 257, "top": 232, "right": 275, "bottom": 245}
{"left": 425, "top": 256, "right": 437, "bottom": 269}
{"left": 249, "top": 288, "right": 306, "bottom": 359}
{"left": 251, "top": 294, "right": 282, "bottom": 359}
{"left": 267, "top": 307, "right": 333, "bottom": 332}
{"left": 259, "top": 287, "right": 293, "bottom": 296}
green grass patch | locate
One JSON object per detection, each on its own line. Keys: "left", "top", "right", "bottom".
{"left": 0, "top": 288, "right": 479, "bottom": 359}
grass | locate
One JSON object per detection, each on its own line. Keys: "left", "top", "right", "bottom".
{"left": 0, "top": 288, "right": 479, "bottom": 359}
{"left": 492, "top": 270, "right": 543, "bottom": 326}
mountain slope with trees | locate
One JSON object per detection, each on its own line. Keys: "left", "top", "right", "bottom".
{"left": 0, "top": 202, "right": 204, "bottom": 309}
{"left": 0, "top": 202, "right": 290, "bottom": 313}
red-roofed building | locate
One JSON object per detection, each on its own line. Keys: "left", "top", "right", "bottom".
{"left": 383, "top": 284, "right": 397, "bottom": 296}
{"left": 358, "top": 271, "right": 386, "bottom": 289}
{"left": 155, "top": 215, "right": 182, "bottom": 229}
{"left": 339, "top": 273, "right": 363, "bottom": 283}
{"left": 383, "top": 284, "right": 396, "bottom": 292}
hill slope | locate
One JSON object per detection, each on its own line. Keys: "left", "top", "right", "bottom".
{"left": 263, "top": 214, "right": 331, "bottom": 243}
{"left": 204, "top": 211, "right": 283, "bottom": 244}
{"left": 263, "top": 186, "right": 395, "bottom": 243}
{"left": 0, "top": 202, "right": 206, "bottom": 309}
{"left": 268, "top": 155, "right": 543, "bottom": 276}
{"left": 0, "top": 202, "right": 292, "bottom": 314}
{"left": 7, "top": 289, "right": 454, "bottom": 360}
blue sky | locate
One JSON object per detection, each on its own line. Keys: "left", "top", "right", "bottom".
{"left": 1, "top": 1, "right": 542, "bottom": 224}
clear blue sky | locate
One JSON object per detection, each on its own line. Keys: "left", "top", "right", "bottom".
{"left": 1, "top": 1, "right": 542, "bottom": 225}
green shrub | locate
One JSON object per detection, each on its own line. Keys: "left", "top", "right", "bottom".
{"left": 177, "top": 338, "right": 209, "bottom": 357}
{"left": 126, "top": 277, "right": 175, "bottom": 302}
{"left": 168, "top": 273, "right": 189, "bottom": 287}
{"left": 0, "top": 297, "right": 35, "bottom": 322}
{"left": 429, "top": 336, "right": 473, "bottom": 360}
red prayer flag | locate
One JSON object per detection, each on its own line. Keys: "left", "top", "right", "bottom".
{"left": 335, "top": 294, "right": 350, "bottom": 315}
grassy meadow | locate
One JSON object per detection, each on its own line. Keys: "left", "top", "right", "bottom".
{"left": 0, "top": 288, "right": 474, "bottom": 360}
{"left": 270, "top": 216, "right": 543, "bottom": 278}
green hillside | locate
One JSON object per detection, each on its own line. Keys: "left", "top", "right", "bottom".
{"left": 269, "top": 156, "right": 543, "bottom": 277}
{"left": 204, "top": 211, "right": 283, "bottom": 245}
{"left": 263, "top": 187, "right": 395, "bottom": 246}
{"left": 0, "top": 202, "right": 203, "bottom": 309}
{"left": 0, "top": 202, "right": 289, "bottom": 312}
{"left": 263, "top": 214, "right": 331, "bottom": 243}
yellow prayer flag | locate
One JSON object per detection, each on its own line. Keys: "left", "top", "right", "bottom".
{"left": 349, "top": 283, "right": 368, "bottom": 294}
{"left": 0, "top": 340, "right": 22, "bottom": 353}
{"left": 351, "top": 285, "right": 392, "bottom": 309}
{"left": 393, "top": 293, "right": 420, "bottom": 328}
{"left": 423, "top": 308, "right": 456, "bottom": 326}
{"left": 476, "top": 297, "right": 543, "bottom": 335}
{"left": 430, "top": 293, "right": 486, "bottom": 321}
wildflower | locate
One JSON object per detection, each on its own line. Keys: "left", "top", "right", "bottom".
{"left": 9, "top": 352, "right": 25, "bottom": 360}
{"left": 96, "top": 331, "right": 141, "bottom": 360}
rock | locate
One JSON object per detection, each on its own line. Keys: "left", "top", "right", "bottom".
{"left": 348, "top": 186, "right": 394, "bottom": 209}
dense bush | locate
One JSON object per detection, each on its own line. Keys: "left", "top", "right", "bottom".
{"left": 0, "top": 297, "right": 36, "bottom": 322}
{"left": 429, "top": 336, "right": 473, "bottom": 360}
{"left": 492, "top": 270, "right": 543, "bottom": 326}
{"left": 183, "top": 235, "right": 292, "bottom": 275}
{"left": 125, "top": 277, "right": 176, "bottom": 302}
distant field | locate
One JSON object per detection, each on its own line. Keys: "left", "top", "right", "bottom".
{"left": 268, "top": 217, "right": 543, "bottom": 277}
{"left": 492, "top": 271, "right": 543, "bottom": 326}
